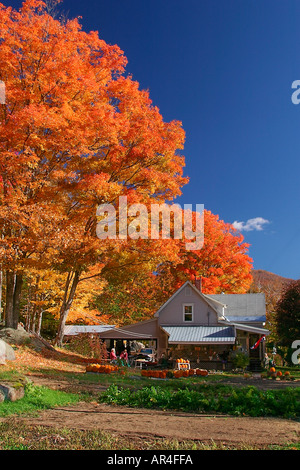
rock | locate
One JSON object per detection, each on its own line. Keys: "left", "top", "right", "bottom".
{"left": 0, "top": 383, "right": 25, "bottom": 402}
{"left": 0, "top": 338, "right": 16, "bottom": 364}
{"left": 0, "top": 390, "right": 5, "bottom": 403}
{"left": 0, "top": 325, "right": 54, "bottom": 352}
{"left": 0, "top": 326, "right": 31, "bottom": 346}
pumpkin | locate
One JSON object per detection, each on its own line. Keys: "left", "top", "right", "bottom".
{"left": 189, "top": 369, "right": 194, "bottom": 376}
{"left": 276, "top": 371, "right": 282, "bottom": 377}
{"left": 284, "top": 371, "right": 290, "bottom": 376}
{"left": 270, "top": 367, "right": 276, "bottom": 373}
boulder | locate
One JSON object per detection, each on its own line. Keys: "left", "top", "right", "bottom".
{"left": 0, "top": 383, "right": 25, "bottom": 401}
{"left": 0, "top": 338, "right": 16, "bottom": 364}
{"left": 0, "top": 326, "right": 31, "bottom": 346}
{"left": 0, "top": 325, "right": 55, "bottom": 352}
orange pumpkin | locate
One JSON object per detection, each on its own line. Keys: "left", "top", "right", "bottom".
{"left": 270, "top": 367, "right": 276, "bottom": 373}
{"left": 276, "top": 371, "right": 282, "bottom": 377}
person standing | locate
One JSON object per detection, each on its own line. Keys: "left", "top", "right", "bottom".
{"left": 110, "top": 348, "right": 117, "bottom": 363}
{"left": 120, "top": 349, "right": 128, "bottom": 366}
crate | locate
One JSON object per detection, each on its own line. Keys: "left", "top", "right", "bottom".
{"left": 177, "top": 362, "right": 190, "bottom": 370}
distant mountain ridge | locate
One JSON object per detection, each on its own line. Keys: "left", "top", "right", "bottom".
{"left": 250, "top": 270, "right": 294, "bottom": 315}
{"left": 251, "top": 269, "right": 294, "bottom": 291}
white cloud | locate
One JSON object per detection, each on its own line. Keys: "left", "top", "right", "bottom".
{"left": 232, "top": 217, "right": 270, "bottom": 232}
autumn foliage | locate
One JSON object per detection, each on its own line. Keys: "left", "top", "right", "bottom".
{"left": 95, "top": 210, "right": 253, "bottom": 325}
{"left": 0, "top": 1, "right": 253, "bottom": 342}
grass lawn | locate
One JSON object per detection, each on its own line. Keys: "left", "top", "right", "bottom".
{"left": 0, "top": 381, "right": 84, "bottom": 418}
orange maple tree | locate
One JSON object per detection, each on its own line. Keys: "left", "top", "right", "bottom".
{"left": 0, "top": 0, "right": 187, "bottom": 342}
{"left": 94, "top": 210, "right": 253, "bottom": 324}
{"left": 0, "top": 1, "right": 253, "bottom": 342}
{"left": 156, "top": 210, "right": 253, "bottom": 295}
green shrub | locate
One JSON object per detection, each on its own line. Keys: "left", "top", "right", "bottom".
{"left": 230, "top": 352, "right": 250, "bottom": 370}
{"left": 99, "top": 384, "right": 300, "bottom": 418}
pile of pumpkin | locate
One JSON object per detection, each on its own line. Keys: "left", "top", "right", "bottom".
{"left": 141, "top": 369, "right": 167, "bottom": 379}
{"left": 86, "top": 363, "right": 119, "bottom": 374}
{"left": 268, "top": 367, "right": 290, "bottom": 379}
{"left": 174, "top": 368, "right": 208, "bottom": 378}
{"left": 141, "top": 368, "right": 208, "bottom": 379}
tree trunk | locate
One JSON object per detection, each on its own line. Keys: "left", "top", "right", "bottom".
{"left": 25, "top": 282, "right": 32, "bottom": 331}
{"left": 31, "top": 276, "right": 40, "bottom": 333}
{"left": 36, "top": 309, "right": 43, "bottom": 336}
{"left": 12, "top": 273, "right": 23, "bottom": 329}
{"left": 5, "top": 271, "right": 23, "bottom": 329}
{"left": 0, "top": 267, "right": 3, "bottom": 322}
{"left": 5, "top": 271, "right": 15, "bottom": 328}
{"left": 55, "top": 270, "right": 80, "bottom": 347}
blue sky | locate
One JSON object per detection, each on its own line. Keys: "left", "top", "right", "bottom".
{"left": 5, "top": 0, "right": 300, "bottom": 279}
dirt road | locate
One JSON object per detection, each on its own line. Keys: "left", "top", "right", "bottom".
{"left": 19, "top": 401, "right": 299, "bottom": 448}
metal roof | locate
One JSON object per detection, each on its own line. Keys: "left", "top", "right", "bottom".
{"left": 218, "top": 320, "right": 269, "bottom": 336}
{"left": 64, "top": 325, "right": 116, "bottom": 336}
{"left": 160, "top": 325, "right": 235, "bottom": 344}
{"left": 207, "top": 293, "right": 266, "bottom": 321}
{"left": 97, "top": 327, "right": 154, "bottom": 340}
{"left": 225, "top": 315, "right": 266, "bottom": 323}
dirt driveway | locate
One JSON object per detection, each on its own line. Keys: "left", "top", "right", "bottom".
{"left": 19, "top": 401, "right": 299, "bottom": 448}
{"left": 19, "top": 374, "right": 300, "bottom": 448}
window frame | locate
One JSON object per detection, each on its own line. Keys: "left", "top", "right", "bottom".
{"left": 183, "top": 303, "right": 194, "bottom": 323}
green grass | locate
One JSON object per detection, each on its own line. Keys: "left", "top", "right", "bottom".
{"left": 0, "top": 382, "right": 84, "bottom": 418}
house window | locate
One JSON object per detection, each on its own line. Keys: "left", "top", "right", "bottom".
{"left": 183, "top": 304, "right": 193, "bottom": 322}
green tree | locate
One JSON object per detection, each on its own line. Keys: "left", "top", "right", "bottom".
{"left": 275, "top": 279, "right": 300, "bottom": 364}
